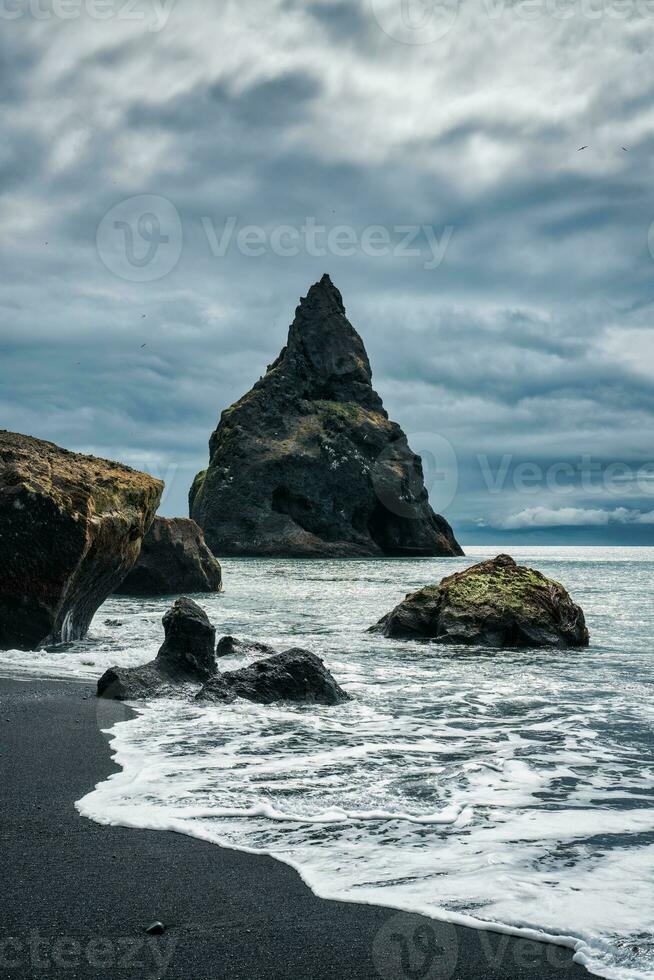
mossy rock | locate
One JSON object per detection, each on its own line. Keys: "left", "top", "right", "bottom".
{"left": 0, "top": 429, "right": 163, "bottom": 649}
{"left": 371, "top": 554, "right": 589, "bottom": 649}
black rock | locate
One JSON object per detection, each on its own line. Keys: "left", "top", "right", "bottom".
{"left": 115, "top": 517, "right": 222, "bottom": 597}
{"left": 370, "top": 554, "right": 590, "bottom": 648}
{"left": 190, "top": 275, "right": 462, "bottom": 558}
{"left": 216, "top": 635, "right": 277, "bottom": 658}
{"left": 197, "top": 649, "right": 350, "bottom": 706}
{"left": 0, "top": 430, "right": 162, "bottom": 650}
{"left": 97, "top": 597, "right": 217, "bottom": 700}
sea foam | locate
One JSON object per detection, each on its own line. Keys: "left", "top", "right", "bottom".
{"left": 4, "top": 547, "right": 654, "bottom": 980}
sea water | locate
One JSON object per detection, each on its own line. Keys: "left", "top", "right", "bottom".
{"left": 2, "top": 547, "right": 653, "bottom": 980}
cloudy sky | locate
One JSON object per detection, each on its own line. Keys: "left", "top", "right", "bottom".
{"left": 2, "top": 0, "right": 654, "bottom": 544}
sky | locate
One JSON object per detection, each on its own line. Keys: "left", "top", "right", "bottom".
{"left": 2, "top": 0, "right": 654, "bottom": 544}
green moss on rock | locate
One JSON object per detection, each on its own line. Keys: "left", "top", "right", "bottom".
{"left": 371, "top": 554, "right": 589, "bottom": 649}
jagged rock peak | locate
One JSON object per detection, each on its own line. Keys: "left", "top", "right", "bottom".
{"left": 190, "top": 277, "right": 463, "bottom": 558}
{"left": 273, "top": 274, "right": 372, "bottom": 390}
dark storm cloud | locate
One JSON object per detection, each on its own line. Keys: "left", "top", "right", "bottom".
{"left": 1, "top": 2, "right": 653, "bottom": 537}
{"left": 306, "top": 0, "right": 372, "bottom": 41}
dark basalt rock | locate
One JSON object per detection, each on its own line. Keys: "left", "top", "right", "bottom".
{"left": 97, "top": 597, "right": 217, "bottom": 699}
{"left": 0, "top": 430, "right": 163, "bottom": 650}
{"left": 115, "top": 516, "right": 222, "bottom": 597}
{"left": 197, "top": 649, "right": 350, "bottom": 706}
{"left": 216, "top": 635, "right": 277, "bottom": 658}
{"left": 190, "top": 275, "right": 462, "bottom": 558}
{"left": 371, "top": 554, "right": 589, "bottom": 648}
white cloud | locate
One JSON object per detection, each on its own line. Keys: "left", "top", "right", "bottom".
{"left": 501, "top": 506, "right": 654, "bottom": 528}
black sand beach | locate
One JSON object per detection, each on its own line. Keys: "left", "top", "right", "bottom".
{"left": 0, "top": 677, "right": 589, "bottom": 980}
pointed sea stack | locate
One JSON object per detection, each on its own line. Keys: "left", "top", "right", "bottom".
{"left": 190, "top": 276, "right": 463, "bottom": 557}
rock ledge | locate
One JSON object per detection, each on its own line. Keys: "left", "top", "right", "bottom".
{"left": 0, "top": 430, "right": 162, "bottom": 650}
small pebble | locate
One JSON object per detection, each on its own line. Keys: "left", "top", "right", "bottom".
{"left": 145, "top": 921, "right": 166, "bottom": 935}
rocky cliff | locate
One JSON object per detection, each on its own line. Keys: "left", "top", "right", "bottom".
{"left": 115, "top": 517, "right": 222, "bottom": 596}
{"left": 0, "top": 430, "right": 163, "bottom": 649}
{"left": 190, "top": 275, "right": 462, "bottom": 557}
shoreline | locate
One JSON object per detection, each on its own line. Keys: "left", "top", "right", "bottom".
{"left": 1, "top": 676, "right": 589, "bottom": 979}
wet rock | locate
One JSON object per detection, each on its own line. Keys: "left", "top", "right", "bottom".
{"left": 370, "top": 554, "right": 589, "bottom": 648}
{"left": 115, "top": 517, "right": 222, "bottom": 597}
{"left": 190, "top": 275, "right": 462, "bottom": 558}
{"left": 145, "top": 921, "right": 166, "bottom": 935}
{"left": 97, "top": 597, "right": 217, "bottom": 699}
{"left": 0, "top": 430, "right": 162, "bottom": 650}
{"left": 215, "top": 635, "right": 277, "bottom": 658}
{"left": 197, "top": 649, "right": 350, "bottom": 706}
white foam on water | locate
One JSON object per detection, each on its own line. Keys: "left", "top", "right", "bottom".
{"left": 3, "top": 547, "right": 654, "bottom": 980}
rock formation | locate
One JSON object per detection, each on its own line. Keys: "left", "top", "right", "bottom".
{"left": 0, "top": 430, "right": 163, "bottom": 650}
{"left": 97, "top": 597, "right": 216, "bottom": 699}
{"left": 190, "top": 275, "right": 462, "bottom": 557}
{"left": 216, "top": 635, "right": 276, "bottom": 658}
{"left": 115, "top": 517, "right": 222, "bottom": 596}
{"left": 98, "top": 601, "right": 349, "bottom": 705}
{"left": 197, "top": 649, "right": 350, "bottom": 705}
{"left": 370, "top": 554, "right": 589, "bottom": 648}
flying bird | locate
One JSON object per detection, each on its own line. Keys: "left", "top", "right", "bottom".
{"left": 140, "top": 343, "right": 147, "bottom": 348}
{"left": 578, "top": 145, "right": 589, "bottom": 151}
{"left": 622, "top": 146, "right": 629, "bottom": 151}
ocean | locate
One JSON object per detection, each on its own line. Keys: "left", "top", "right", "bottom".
{"left": 2, "top": 547, "right": 653, "bottom": 980}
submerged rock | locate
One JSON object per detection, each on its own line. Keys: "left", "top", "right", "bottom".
{"left": 115, "top": 516, "right": 222, "bottom": 597}
{"left": 215, "top": 635, "right": 276, "bottom": 658}
{"left": 371, "top": 554, "right": 589, "bottom": 648}
{"left": 197, "top": 649, "right": 350, "bottom": 706}
{"left": 97, "top": 597, "right": 217, "bottom": 699}
{"left": 190, "top": 275, "right": 462, "bottom": 558}
{"left": 0, "top": 430, "right": 163, "bottom": 650}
